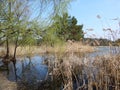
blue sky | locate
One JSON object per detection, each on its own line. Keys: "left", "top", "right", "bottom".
{"left": 69, "top": 0, "right": 120, "bottom": 40}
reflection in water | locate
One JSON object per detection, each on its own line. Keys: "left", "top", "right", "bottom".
{"left": 8, "top": 62, "right": 16, "bottom": 81}
{"left": 8, "top": 56, "right": 48, "bottom": 84}
{"left": 7, "top": 46, "right": 120, "bottom": 89}
{"left": 0, "top": 59, "right": 4, "bottom": 66}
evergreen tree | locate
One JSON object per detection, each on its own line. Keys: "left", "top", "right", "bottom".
{"left": 51, "top": 13, "right": 84, "bottom": 41}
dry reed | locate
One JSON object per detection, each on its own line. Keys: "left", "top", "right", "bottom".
{"left": 45, "top": 53, "right": 120, "bottom": 90}
{"left": 0, "top": 42, "right": 94, "bottom": 57}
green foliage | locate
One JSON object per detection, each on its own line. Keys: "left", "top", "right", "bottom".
{"left": 42, "top": 13, "right": 84, "bottom": 46}
{"left": 0, "top": 0, "right": 73, "bottom": 57}
{"left": 42, "top": 25, "right": 64, "bottom": 46}
{"left": 0, "top": 0, "right": 39, "bottom": 57}
{"left": 52, "top": 13, "right": 84, "bottom": 41}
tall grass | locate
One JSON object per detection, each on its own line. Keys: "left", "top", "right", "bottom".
{"left": 44, "top": 53, "right": 120, "bottom": 90}
{"left": 0, "top": 42, "right": 94, "bottom": 57}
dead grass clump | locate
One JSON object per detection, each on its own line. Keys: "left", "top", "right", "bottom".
{"left": 92, "top": 55, "right": 120, "bottom": 90}
{"left": 44, "top": 53, "right": 86, "bottom": 90}
{"left": 65, "top": 41, "right": 94, "bottom": 53}
{"left": 45, "top": 54, "right": 120, "bottom": 90}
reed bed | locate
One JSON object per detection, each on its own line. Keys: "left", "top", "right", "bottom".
{"left": 1, "top": 50, "right": 119, "bottom": 90}
{"left": 43, "top": 53, "right": 120, "bottom": 90}
{"left": 0, "top": 42, "right": 94, "bottom": 57}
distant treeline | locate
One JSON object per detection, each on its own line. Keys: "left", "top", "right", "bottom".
{"left": 83, "top": 38, "right": 120, "bottom": 46}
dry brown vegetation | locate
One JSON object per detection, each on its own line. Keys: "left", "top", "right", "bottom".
{"left": 1, "top": 41, "right": 120, "bottom": 90}
{"left": 0, "top": 48, "right": 120, "bottom": 90}
{"left": 43, "top": 53, "right": 120, "bottom": 90}
{"left": 0, "top": 42, "right": 94, "bottom": 57}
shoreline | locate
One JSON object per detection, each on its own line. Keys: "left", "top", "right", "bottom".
{"left": 0, "top": 42, "right": 95, "bottom": 58}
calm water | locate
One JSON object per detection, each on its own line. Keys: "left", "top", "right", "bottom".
{"left": 86, "top": 46, "right": 120, "bottom": 57}
{"left": 8, "top": 56, "right": 48, "bottom": 83}
{"left": 4, "top": 46, "right": 120, "bottom": 89}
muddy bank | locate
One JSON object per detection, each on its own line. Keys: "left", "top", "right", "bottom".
{"left": 0, "top": 71, "right": 17, "bottom": 90}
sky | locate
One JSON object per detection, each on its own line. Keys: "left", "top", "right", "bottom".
{"left": 69, "top": 0, "right": 120, "bottom": 40}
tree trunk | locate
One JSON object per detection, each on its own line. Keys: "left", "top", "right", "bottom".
{"left": 13, "top": 37, "right": 18, "bottom": 59}
{"left": 6, "top": 38, "right": 9, "bottom": 58}
{"left": 12, "top": 35, "right": 19, "bottom": 82}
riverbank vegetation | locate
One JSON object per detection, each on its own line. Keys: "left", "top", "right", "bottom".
{"left": 9, "top": 53, "right": 119, "bottom": 90}
{"left": 0, "top": 42, "right": 94, "bottom": 57}
{"left": 0, "top": 0, "right": 120, "bottom": 90}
